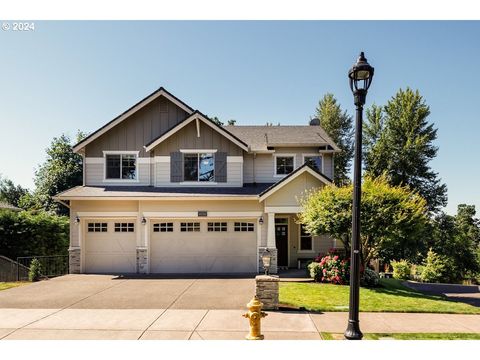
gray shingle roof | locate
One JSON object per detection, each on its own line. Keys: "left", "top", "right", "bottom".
{"left": 223, "top": 125, "right": 340, "bottom": 152}
{"left": 55, "top": 184, "right": 274, "bottom": 199}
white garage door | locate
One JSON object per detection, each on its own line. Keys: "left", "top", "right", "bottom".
{"left": 84, "top": 220, "right": 137, "bottom": 273}
{"left": 150, "top": 220, "right": 257, "bottom": 274}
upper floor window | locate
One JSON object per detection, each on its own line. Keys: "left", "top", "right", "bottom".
{"left": 105, "top": 153, "right": 137, "bottom": 180}
{"left": 183, "top": 153, "right": 215, "bottom": 182}
{"left": 303, "top": 155, "right": 323, "bottom": 172}
{"left": 275, "top": 155, "right": 295, "bottom": 176}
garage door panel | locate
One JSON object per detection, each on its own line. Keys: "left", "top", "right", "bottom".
{"left": 84, "top": 220, "right": 136, "bottom": 274}
{"left": 150, "top": 220, "right": 257, "bottom": 274}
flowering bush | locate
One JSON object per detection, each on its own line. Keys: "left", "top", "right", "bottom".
{"left": 308, "top": 254, "right": 349, "bottom": 285}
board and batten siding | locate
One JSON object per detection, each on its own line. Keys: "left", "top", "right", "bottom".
{"left": 152, "top": 121, "right": 243, "bottom": 156}
{"left": 85, "top": 96, "right": 190, "bottom": 158}
{"left": 243, "top": 149, "right": 334, "bottom": 183}
{"left": 85, "top": 158, "right": 151, "bottom": 186}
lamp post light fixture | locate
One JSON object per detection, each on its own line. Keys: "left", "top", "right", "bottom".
{"left": 344, "top": 52, "right": 374, "bottom": 341}
{"left": 261, "top": 250, "right": 271, "bottom": 275}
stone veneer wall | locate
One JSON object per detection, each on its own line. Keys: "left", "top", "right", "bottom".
{"left": 255, "top": 275, "right": 279, "bottom": 310}
{"left": 258, "top": 247, "right": 278, "bottom": 274}
{"left": 136, "top": 248, "right": 148, "bottom": 274}
{"left": 69, "top": 247, "right": 81, "bottom": 274}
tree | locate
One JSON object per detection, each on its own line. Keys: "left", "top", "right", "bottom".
{"left": 0, "top": 175, "right": 29, "bottom": 207}
{"left": 315, "top": 94, "right": 354, "bottom": 185}
{"left": 427, "top": 205, "right": 480, "bottom": 281}
{"left": 298, "top": 175, "right": 428, "bottom": 268}
{"left": 209, "top": 117, "right": 237, "bottom": 126}
{"left": 363, "top": 88, "right": 447, "bottom": 212}
{"left": 27, "top": 132, "right": 86, "bottom": 215}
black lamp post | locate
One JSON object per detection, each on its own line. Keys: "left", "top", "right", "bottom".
{"left": 344, "top": 52, "right": 374, "bottom": 340}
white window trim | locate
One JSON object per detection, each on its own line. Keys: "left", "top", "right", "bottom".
{"left": 302, "top": 153, "right": 324, "bottom": 174}
{"left": 180, "top": 149, "right": 218, "bottom": 153}
{"left": 298, "top": 224, "right": 314, "bottom": 253}
{"left": 182, "top": 152, "right": 216, "bottom": 183}
{"left": 103, "top": 151, "right": 140, "bottom": 183}
{"left": 273, "top": 153, "right": 296, "bottom": 177}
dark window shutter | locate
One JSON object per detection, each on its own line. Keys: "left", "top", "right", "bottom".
{"left": 170, "top": 152, "right": 183, "bottom": 182}
{"left": 215, "top": 152, "right": 227, "bottom": 182}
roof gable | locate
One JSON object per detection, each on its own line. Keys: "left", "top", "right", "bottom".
{"left": 144, "top": 111, "right": 249, "bottom": 152}
{"left": 73, "top": 87, "right": 194, "bottom": 153}
{"left": 259, "top": 164, "right": 332, "bottom": 202}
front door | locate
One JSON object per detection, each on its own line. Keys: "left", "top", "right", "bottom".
{"left": 275, "top": 222, "right": 288, "bottom": 267}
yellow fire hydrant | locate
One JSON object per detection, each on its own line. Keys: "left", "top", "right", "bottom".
{"left": 243, "top": 296, "right": 267, "bottom": 340}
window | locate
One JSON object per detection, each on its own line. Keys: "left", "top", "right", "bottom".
{"left": 87, "top": 222, "right": 108, "bottom": 232}
{"left": 180, "top": 222, "right": 200, "bottom": 232}
{"left": 183, "top": 153, "right": 215, "bottom": 182}
{"left": 234, "top": 222, "right": 255, "bottom": 232}
{"left": 275, "top": 155, "right": 294, "bottom": 175}
{"left": 304, "top": 155, "right": 323, "bottom": 172}
{"left": 153, "top": 222, "right": 173, "bottom": 232}
{"left": 299, "top": 224, "right": 313, "bottom": 251}
{"left": 105, "top": 154, "right": 137, "bottom": 180}
{"left": 208, "top": 222, "right": 228, "bottom": 232}
{"left": 114, "top": 222, "right": 135, "bottom": 232}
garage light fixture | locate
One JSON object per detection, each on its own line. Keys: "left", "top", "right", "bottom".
{"left": 74, "top": 216, "right": 80, "bottom": 224}
{"left": 259, "top": 216, "right": 264, "bottom": 225}
{"left": 141, "top": 217, "right": 147, "bottom": 225}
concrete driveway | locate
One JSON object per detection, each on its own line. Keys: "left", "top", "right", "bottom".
{"left": 0, "top": 274, "right": 256, "bottom": 309}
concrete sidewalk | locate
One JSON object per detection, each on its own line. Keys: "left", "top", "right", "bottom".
{"left": 0, "top": 309, "right": 479, "bottom": 340}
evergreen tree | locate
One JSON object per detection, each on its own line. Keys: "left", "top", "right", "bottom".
{"left": 0, "top": 175, "right": 29, "bottom": 207}
{"left": 363, "top": 88, "right": 447, "bottom": 212}
{"left": 26, "top": 132, "right": 86, "bottom": 215}
{"left": 315, "top": 94, "right": 353, "bottom": 185}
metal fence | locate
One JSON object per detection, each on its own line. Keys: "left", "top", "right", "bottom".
{"left": 0, "top": 255, "right": 29, "bottom": 282}
{"left": 16, "top": 255, "right": 69, "bottom": 281}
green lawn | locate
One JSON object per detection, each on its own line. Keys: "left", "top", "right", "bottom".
{"left": 0, "top": 282, "right": 29, "bottom": 291}
{"left": 322, "top": 332, "right": 480, "bottom": 340}
{"left": 280, "top": 279, "right": 480, "bottom": 314}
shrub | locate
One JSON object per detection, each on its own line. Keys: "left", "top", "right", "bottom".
{"left": 28, "top": 258, "right": 42, "bottom": 282}
{"left": 391, "top": 260, "right": 411, "bottom": 280}
{"left": 410, "top": 264, "right": 425, "bottom": 281}
{"left": 308, "top": 254, "right": 349, "bottom": 285}
{"left": 421, "top": 249, "right": 456, "bottom": 283}
{"left": 361, "top": 268, "right": 380, "bottom": 287}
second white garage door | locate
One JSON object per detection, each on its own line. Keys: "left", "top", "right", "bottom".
{"left": 84, "top": 220, "right": 137, "bottom": 273}
{"left": 150, "top": 220, "right": 257, "bottom": 274}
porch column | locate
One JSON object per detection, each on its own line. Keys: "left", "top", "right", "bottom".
{"left": 267, "top": 212, "right": 276, "bottom": 248}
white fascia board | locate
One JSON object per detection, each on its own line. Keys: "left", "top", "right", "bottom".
{"left": 57, "top": 196, "right": 259, "bottom": 201}
{"left": 144, "top": 113, "right": 249, "bottom": 152}
{"left": 73, "top": 89, "right": 194, "bottom": 153}
{"left": 259, "top": 166, "right": 331, "bottom": 202}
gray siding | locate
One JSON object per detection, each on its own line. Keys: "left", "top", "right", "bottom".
{"left": 152, "top": 121, "right": 243, "bottom": 156}
{"left": 244, "top": 149, "right": 334, "bottom": 183}
{"left": 85, "top": 96, "right": 189, "bottom": 157}
{"left": 85, "top": 161, "right": 151, "bottom": 186}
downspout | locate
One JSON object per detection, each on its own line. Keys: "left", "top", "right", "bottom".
{"left": 253, "top": 152, "right": 256, "bottom": 185}
{"left": 81, "top": 151, "right": 86, "bottom": 186}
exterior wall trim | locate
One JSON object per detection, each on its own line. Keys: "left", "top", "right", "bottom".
{"left": 143, "top": 211, "right": 263, "bottom": 218}
{"left": 180, "top": 149, "right": 218, "bottom": 153}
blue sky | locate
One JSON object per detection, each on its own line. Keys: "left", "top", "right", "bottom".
{"left": 0, "top": 21, "right": 479, "bottom": 215}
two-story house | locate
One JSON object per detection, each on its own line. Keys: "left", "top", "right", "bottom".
{"left": 55, "top": 87, "right": 340, "bottom": 275}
